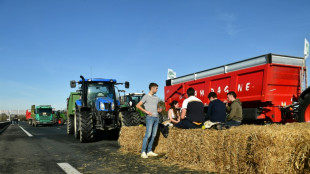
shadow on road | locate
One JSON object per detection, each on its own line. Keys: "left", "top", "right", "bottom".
{"left": 93, "top": 128, "right": 120, "bottom": 142}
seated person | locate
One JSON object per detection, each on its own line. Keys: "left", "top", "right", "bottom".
{"left": 224, "top": 91, "right": 242, "bottom": 126}
{"left": 167, "top": 100, "right": 180, "bottom": 125}
{"left": 206, "top": 92, "right": 226, "bottom": 123}
{"left": 175, "top": 88, "right": 205, "bottom": 129}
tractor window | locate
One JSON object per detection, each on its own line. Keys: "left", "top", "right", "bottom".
{"left": 130, "top": 96, "right": 143, "bottom": 107}
{"left": 87, "top": 83, "right": 114, "bottom": 107}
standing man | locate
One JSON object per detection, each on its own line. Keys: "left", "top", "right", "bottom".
{"left": 224, "top": 91, "right": 242, "bottom": 126}
{"left": 136, "top": 83, "right": 162, "bottom": 159}
{"left": 206, "top": 92, "right": 226, "bottom": 123}
{"left": 175, "top": 87, "right": 205, "bottom": 129}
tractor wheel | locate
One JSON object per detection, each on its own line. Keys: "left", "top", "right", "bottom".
{"left": 119, "top": 111, "right": 131, "bottom": 126}
{"left": 298, "top": 95, "right": 310, "bottom": 122}
{"left": 74, "top": 112, "right": 80, "bottom": 139}
{"left": 67, "top": 114, "right": 74, "bottom": 134}
{"left": 80, "top": 111, "right": 94, "bottom": 143}
{"left": 130, "top": 112, "right": 141, "bottom": 126}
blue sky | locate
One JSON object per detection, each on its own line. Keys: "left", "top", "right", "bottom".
{"left": 1, "top": 0, "right": 310, "bottom": 110}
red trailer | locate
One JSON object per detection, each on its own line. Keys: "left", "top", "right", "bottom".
{"left": 26, "top": 110, "right": 31, "bottom": 120}
{"left": 165, "top": 53, "right": 310, "bottom": 123}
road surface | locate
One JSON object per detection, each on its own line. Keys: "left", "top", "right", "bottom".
{"left": 0, "top": 122, "right": 203, "bottom": 174}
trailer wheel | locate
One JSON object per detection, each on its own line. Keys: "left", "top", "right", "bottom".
{"left": 80, "top": 111, "right": 94, "bottom": 143}
{"left": 298, "top": 95, "right": 310, "bottom": 122}
{"left": 67, "top": 114, "right": 74, "bottom": 134}
{"left": 74, "top": 112, "right": 80, "bottom": 139}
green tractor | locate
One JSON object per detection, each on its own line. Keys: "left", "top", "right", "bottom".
{"left": 120, "top": 92, "right": 146, "bottom": 126}
{"left": 54, "top": 110, "right": 66, "bottom": 125}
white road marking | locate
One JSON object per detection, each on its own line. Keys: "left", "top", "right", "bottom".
{"left": 18, "top": 125, "right": 33, "bottom": 137}
{"left": 57, "top": 163, "right": 82, "bottom": 174}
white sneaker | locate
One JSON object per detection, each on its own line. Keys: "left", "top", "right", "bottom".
{"left": 147, "top": 151, "right": 158, "bottom": 157}
{"left": 141, "top": 152, "right": 148, "bottom": 158}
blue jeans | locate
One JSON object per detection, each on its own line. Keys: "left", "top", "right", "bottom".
{"left": 141, "top": 116, "right": 159, "bottom": 153}
{"left": 175, "top": 119, "right": 202, "bottom": 129}
{"left": 226, "top": 120, "right": 241, "bottom": 126}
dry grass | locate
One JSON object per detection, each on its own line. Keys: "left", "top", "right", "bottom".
{"left": 119, "top": 123, "right": 310, "bottom": 173}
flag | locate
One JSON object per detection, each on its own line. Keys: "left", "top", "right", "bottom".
{"left": 167, "top": 69, "right": 176, "bottom": 79}
{"left": 305, "top": 38, "right": 309, "bottom": 59}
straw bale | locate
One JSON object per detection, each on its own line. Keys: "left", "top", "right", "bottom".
{"left": 118, "top": 126, "right": 168, "bottom": 154}
{"left": 119, "top": 123, "right": 310, "bottom": 173}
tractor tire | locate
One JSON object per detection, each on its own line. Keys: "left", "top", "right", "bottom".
{"left": 79, "top": 111, "right": 94, "bottom": 143}
{"left": 74, "top": 112, "right": 80, "bottom": 139}
{"left": 130, "top": 112, "right": 141, "bottom": 126}
{"left": 119, "top": 111, "right": 131, "bottom": 126}
{"left": 298, "top": 95, "right": 310, "bottom": 122}
{"left": 67, "top": 114, "right": 74, "bottom": 134}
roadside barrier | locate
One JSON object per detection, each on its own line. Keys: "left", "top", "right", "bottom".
{"left": 0, "top": 122, "right": 10, "bottom": 134}
{"left": 119, "top": 123, "right": 310, "bottom": 173}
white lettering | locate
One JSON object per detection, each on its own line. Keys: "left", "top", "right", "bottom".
{"left": 281, "top": 101, "right": 286, "bottom": 106}
{"left": 238, "top": 84, "right": 243, "bottom": 92}
{"left": 194, "top": 91, "right": 197, "bottom": 96}
{"left": 224, "top": 86, "right": 229, "bottom": 93}
{"left": 217, "top": 86, "right": 221, "bottom": 94}
{"left": 200, "top": 90, "right": 204, "bottom": 96}
{"left": 246, "top": 83, "right": 250, "bottom": 91}
{"left": 211, "top": 88, "right": 214, "bottom": 92}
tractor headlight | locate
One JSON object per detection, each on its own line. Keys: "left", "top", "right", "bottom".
{"left": 100, "top": 102, "right": 105, "bottom": 110}
{"left": 111, "top": 102, "right": 115, "bottom": 110}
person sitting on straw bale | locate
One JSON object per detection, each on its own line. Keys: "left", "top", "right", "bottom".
{"left": 163, "top": 100, "right": 180, "bottom": 126}
{"left": 136, "top": 82, "right": 163, "bottom": 159}
{"left": 206, "top": 92, "right": 226, "bottom": 123}
{"left": 224, "top": 91, "right": 242, "bottom": 126}
{"left": 175, "top": 87, "right": 205, "bottom": 129}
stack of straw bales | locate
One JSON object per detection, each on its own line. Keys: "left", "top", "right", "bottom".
{"left": 119, "top": 123, "right": 310, "bottom": 173}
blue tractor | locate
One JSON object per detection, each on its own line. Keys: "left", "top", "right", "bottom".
{"left": 70, "top": 75, "right": 130, "bottom": 143}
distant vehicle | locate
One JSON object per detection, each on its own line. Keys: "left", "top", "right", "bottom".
{"left": 28, "top": 105, "right": 54, "bottom": 127}
{"left": 165, "top": 53, "right": 310, "bottom": 124}
{"left": 54, "top": 110, "right": 66, "bottom": 125}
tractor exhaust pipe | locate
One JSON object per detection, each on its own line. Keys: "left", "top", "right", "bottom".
{"left": 80, "top": 75, "right": 87, "bottom": 108}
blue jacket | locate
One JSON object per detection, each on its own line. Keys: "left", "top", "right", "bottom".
{"left": 206, "top": 99, "right": 226, "bottom": 123}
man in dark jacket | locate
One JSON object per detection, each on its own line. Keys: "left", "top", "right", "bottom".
{"left": 224, "top": 91, "right": 242, "bottom": 126}
{"left": 175, "top": 88, "right": 205, "bottom": 129}
{"left": 206, "top": 92, "right": 226, "bottom": 123}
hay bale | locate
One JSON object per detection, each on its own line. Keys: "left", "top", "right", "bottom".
{"left": 165, "top": 123, "right": 310, "bottom": 173}
{"left": 248, "top": 123, "right": 310, "bottom": 173}
{"left": 166, "top": 127, "right": 253, "bottom": 173}
{"left": 118, "top": 126, "right": 168, "bottom": 154}
{"left": 119, "top": 123, "right": 310, "bottom": 173}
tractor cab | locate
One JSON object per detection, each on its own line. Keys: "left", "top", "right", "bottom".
{"left": 87, "top": 82, "right": 116, "bottom": 111}
{"left": 125, "top": 93, "right": 145, "bottom": 108}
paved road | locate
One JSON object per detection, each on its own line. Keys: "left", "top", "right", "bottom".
{"left": 0, "top": 122, "right": 203, "bottom": 174}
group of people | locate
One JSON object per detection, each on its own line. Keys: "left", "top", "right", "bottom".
{"left": 136, "top": 83, "right": 243, "bottom": 159}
